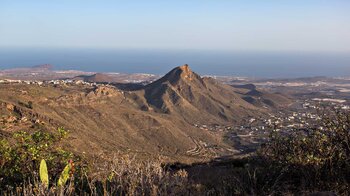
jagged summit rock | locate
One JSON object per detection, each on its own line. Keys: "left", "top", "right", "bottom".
{"left": 148, "top": 64, "right": 204, "bottom": 88}
{"left": 177, "top": 64, "right": 193, "bottom": 80}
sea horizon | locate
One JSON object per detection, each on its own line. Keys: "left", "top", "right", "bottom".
{"left": 0, "top": 47, "right": 349, "bottom": 78}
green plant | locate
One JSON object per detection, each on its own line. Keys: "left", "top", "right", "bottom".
{"left": 57, "top": 127, "right": 69, "bottom": 139}
{"left": 0, "top": 128, "right": 75, "bottom": 188}
{"left": 40, "top": 159, "right": 49, "bottom": 187}
{"left": 57, "top": 160, "right": 73, "bottom": 187}
{"left": 39, "top": 158, "right": 74, "bottom": 188}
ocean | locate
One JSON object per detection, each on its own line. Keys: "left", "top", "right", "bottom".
{"left": 0, "top": 48, "right": 349, "bottom": 78}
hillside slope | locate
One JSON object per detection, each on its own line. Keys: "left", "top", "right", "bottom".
{"left": 232, "top": 84, "right": 291, "bottom": 108}
{"left": 73, "top": 73, "right": 115, "bottom": 83}
{"left": 0, "top": 65, "right": 291, "bottom": 162}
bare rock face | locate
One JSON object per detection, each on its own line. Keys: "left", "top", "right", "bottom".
{"left": 6, "top": 116, "right": 17, "bottom": 123}
{"left": 6, "top": 104, "right": 15, "bottom": 111}
{"left": 178, "top": 64, "right": 193, "bottom": 80}
{"left": 93, "top": 86, "right": 121, "bottom": 97}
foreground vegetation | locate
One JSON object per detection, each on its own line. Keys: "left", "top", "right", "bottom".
{"left": 1, "top": 111, "right": 349, "bottom": 195}
{"left": 0, "top": 128, "right": 193, "bottom": 195}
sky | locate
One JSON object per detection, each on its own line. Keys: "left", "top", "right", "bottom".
{"left": 1, "top": 0, "right": 350, "bottom": 52}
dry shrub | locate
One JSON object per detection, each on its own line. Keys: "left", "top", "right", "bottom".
{"left": 84, "top": 154, "right": 192, "bottom": 195}
{"left": 257, "top": 110, "right": 350, "bottom": 194}
{"left": 3, "top": 111, "right": 349, "bottom": 195}
{"left": 2, "top": 153, "right": 195, "bottom": 196}
{"left": 204, "top": 110, "right": 350, "bottom": 195}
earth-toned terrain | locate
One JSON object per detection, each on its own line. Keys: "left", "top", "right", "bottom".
{"left": 0, "top": 65, "right": 291, "bottom": 163}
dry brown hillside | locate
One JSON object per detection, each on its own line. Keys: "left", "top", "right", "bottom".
{"left": 0, "top": 65, "right": 290, "bottom": 163}
{"left": 142, "top": 64, "right": 264, "bottom": 123}
{"left": 232, "top": 84, "right": 291, "bottom": 108}
{"left": 73, "top": 73, "right": 115, "bottom": 83}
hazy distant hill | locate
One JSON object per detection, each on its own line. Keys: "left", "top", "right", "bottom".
{"left": 1, "top": 64, "right": 54, "bottom": 73}
{"left": 0, "top": 64, "right": 159, "bottom": 83}
{"left": 73, "top": 73, "right": 115, "bottom": 83}
{"left": 31, "top": 64, "right": 54, "bottom": 70}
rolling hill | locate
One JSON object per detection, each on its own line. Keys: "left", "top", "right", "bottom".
{"left": 232, "top": 83, "right": 291, "bottom": 108}
{"left": 73, "top": 73, "right": 115, "bottom": 83}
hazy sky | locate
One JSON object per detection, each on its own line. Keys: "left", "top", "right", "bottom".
{"left": 1, "top": 0, "right": 349, "bottom": 52}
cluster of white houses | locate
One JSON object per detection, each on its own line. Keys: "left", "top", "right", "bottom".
{"left": 0, "top": 79, "right": 97, "bottom": 86}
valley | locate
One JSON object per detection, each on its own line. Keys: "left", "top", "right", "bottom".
{"left": 0, "top": 65, "right": 284, "bottom": 162}
{"left": 1, "top": 64, "right": 349, "bottom": 163}
{"left": 1, "top": 64, "right": 349, "bottom": 195}
{"left": 2, "top": 1, "right": 349, "bottom": 193}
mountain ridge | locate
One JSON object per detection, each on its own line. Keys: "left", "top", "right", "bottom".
{"left": 140, "top": 64, "right": 268, "bottom": 124}
{"left": 0, "top": 64, "right": 291, "bottom": 162}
